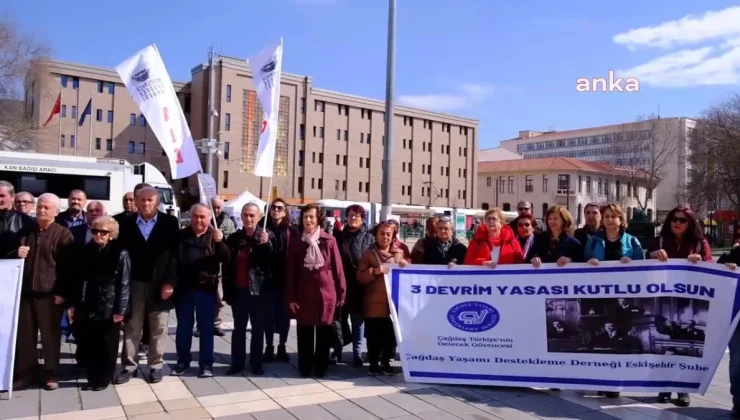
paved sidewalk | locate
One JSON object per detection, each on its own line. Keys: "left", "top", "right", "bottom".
{"left": 1, "top": 306, "right": 738, "bottom": 420}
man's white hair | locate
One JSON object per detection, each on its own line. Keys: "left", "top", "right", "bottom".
{"left": 37, "top": 193, "right": 62, "bottom": 211}
{"left": 87, "top": 200, "right": 107, "bottom": 214}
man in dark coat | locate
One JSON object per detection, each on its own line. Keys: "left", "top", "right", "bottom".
{"left": 115, "top": 187, "right": 179, "bottom": 385}
{"left": 55, "top": 189, "right": 87, "bottom": 229}
{"left": 420, "top": 218, "right": 467, "bottom": 266}
{"left": 508, "top": 201, "right": 544, "bottom": 233}
{"left": 0, "top": 181, "right": 35, "bottom": 259}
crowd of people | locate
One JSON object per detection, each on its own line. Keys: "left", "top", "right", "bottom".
{"left": 3, "top": 182, "right": 740, "bottom": 416}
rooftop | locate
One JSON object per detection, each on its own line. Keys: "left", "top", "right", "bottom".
{"left": 478, "top": 156, "right": 637, "bottom": 176}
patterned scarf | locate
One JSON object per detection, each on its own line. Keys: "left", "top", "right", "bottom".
{"left": 302, "top": 228, "right": 325, "bottom": 270}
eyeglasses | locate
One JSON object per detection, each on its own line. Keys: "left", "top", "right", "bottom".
{"left": 485, "top": 217, "right": 500, "bottom": 222}
{"left": 671, "top": 217, "right": 689, "bottom": 224}
{"left": 348, "top": 214, "right": 362, "bottom": 219}
{"left": 271, "top": 205, "right": 285, "bottom": 211}
{"left": 91, "top": 229, "right": 111, "bottom": 236}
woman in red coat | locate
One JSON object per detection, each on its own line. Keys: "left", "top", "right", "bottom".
{"left": 464, "top": 208, "right": 523, "bottom": 266}
{"left": 286, "top": 204, "right": 347, "bottom": 378}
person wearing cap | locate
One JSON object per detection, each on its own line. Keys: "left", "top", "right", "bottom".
{"left": 508, "top": 201, "right": 544, "bottom": 233}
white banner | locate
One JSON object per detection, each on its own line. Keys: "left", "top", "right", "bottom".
{"left": 197, "top": 173, "right": 217, "bottom": 205}
{"left": 116, "top": 45, "right": 202, "bottom": 179}
{"left": 389, "top": 260, "right": 740, "bottom": 393}
{"left": 247, "top": 40, "right": 283, "bottom": 178}
{"left": 0, "top": 259, "right": 25, "bottom": 397}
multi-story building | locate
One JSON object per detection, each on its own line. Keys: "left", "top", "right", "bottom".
{"left": 25, "top": 57, "right": 478, "bottom": 208}
{"left": 477, "top": 157, "right": 656, "bottom": 226}
{"left": 498, "top": 117, "right": 695, "bottom": 214}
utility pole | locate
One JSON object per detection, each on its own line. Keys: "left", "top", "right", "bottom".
{"left": 380, "top": 0, "right": 396, "bottom": 222}
{"left": 205, "top": 46, "right": 217, "bottom": 176}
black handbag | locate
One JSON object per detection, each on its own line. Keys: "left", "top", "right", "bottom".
{"left": 331, "top": 306, "right": 353, "bottom": 347}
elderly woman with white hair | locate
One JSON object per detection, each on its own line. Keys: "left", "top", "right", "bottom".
{"left": 13, "top": 193, "right": 74, "bottom": 391}
{"left": 68, "top": 215, "right": 131, "bottom": 391}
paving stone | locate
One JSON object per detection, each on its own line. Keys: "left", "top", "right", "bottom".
{"left": 379, "top": 392, "right": 439, "bottom": 415}
{"left": 251, "top": 408, "right": 299, "bottom": 420}
{"left": 468, "top": 400, "right": 540, "bottom": 420}
{"left": 0, "top": 387, "right": 40, "bottom": 419}
{"left": 350, "top": 396, "right": 412, "bottom": 419}
{"left": 320, "top": 399, "right": 379, "bottom": 420}
{"left": 574, "top": 410, "right": 622, "bottom": 420}
{"left": 181, "top": 377, "right": 226, "bottom": 397}
{"left": 79, "top": 385, "right": 121, "bottom": 410}
{"left": 39, "top": 384, "right": 81, "bottom": 415}
{"left": 287, "top": 404, "right": 340, "bottom": 420}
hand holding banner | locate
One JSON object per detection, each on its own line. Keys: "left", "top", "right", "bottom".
{"left": 247, "top": 40, "right": 283, "bottom": 178}
{"left": 116, "top": 45, "right": 202, "bottom": 179}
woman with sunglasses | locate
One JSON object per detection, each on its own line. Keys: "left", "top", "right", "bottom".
{"left": 68, "top": 216, "right": 130, "bottom": 391}
{"left": 513, "top": 214, "right": 536, "bottom": 261}
{"left": 648, "top": 205, "right": 711, "bottom": 407}
{"left": 465, "top": 208, "right": 523, "bottom": 266}
{"left": 259, "top": 198, "right": 297, "bottom": 363}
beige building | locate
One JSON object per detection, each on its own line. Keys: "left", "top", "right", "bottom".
{"left": 25, "top": 58, "right": 478, "bottom": 208}
{"left": 477, "top": 157, "right": 656, "bottom": 226}
{"left": 498, "top": 117, "right": 695, "bottom": 214}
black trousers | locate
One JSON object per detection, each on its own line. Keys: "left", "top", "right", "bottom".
{"left": 365, "top": 317, "right": 396, "bottom": 367}
{"left": 76, "top": 319, "right": 120, "bottom": 386}
{"left": 296, "top": 325, "right": 332, "bottom": 376}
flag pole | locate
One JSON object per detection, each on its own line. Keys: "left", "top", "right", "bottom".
{"left": 57, "top": 88, "right": 62, "bottom": 154}
{"left": 88, "top": 93, "right": 93, "bottom": 156}
{"left": 263, "top": 176, "right": 273, "bottom": 230}
{"left": 74, "top": 87, "right": 79, "bottom": 156}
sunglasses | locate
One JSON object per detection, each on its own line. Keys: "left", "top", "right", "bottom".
{"left": 671, "top": 217, "right": 689, "bottom": 224}
{"left": 271, "top": 205, "right": 285, "bottom": 211}
{"left": 91, "top": 229, "right": 111, "bottom": 236}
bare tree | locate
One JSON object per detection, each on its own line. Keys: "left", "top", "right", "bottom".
{"left": 612, "top": 113, "right": 677, "bottom": 211}
{"left": 688, "top": 94, "right": 740, "bottom": 216}
{"left": 0, "top": 18, "right": 50, "bottom": 151}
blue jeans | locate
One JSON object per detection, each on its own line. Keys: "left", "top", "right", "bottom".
{"left": 231, "top": 289, "right": 269, "bottom": 368}
{"left": 337, "top": 311, "right": 364, "bottom": 358}
{"left": 730, "top": 324, "right": 740, "bottom": 405}
{"left": 175, "top": 289, "right": 215, "bottom": 368}
{"left": 264, "top": 290, "right": 290, "bottom": 347}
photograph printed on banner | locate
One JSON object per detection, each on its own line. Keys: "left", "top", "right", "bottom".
{"left": 544, "top": 297, "right": 708, "bottom": 358}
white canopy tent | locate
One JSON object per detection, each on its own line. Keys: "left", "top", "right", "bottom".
{"left": 222, "top": 190, "right": 267, "bottom": 229}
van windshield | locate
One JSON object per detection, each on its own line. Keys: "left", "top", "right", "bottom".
{"left": 156, "top": 187, "right": 174, "bottom": 205}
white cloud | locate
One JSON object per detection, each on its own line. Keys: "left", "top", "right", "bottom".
{"left": 613, "top": 6, "right": 740, "bottom": 87}
{"left": 398, "top": 83, "right": 493, "bottom": 112}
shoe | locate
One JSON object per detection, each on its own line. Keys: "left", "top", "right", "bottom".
{"left": 276, "top": 344, "right": 289, "bottom": 363}
{"left": 329, "top": 353, "right": 338, "bottom": 366}
{"left": 603, "top": 392, "right": 620, "bottom": 398}
{"left": 353, "top": 356, "right": 364, "bottom": 368}
{"left": 299, "top": 369, "right": 312, "bottom": 378}
{"left": 732, "top": 405, "right": 740, "bottom": 419}
{"left": 657, "top": 392, "right": 670, "bottom": 403}
{"left": 149, "top": 369, "right": 163, "bottom": 383}
{"left": 368, "top": 365, "right": 381, "bottom": 376}
{"left": 676, "top": 393, "right": 690, "bottom": 407}
{"left": 264, "top": 346, "right": 275, "bottom": 363}
{"left": 171, "top": 364, "right": 188, "bottom": 376}
{"left": 92, "top": 384, "right": 108, "bottom": 391}
{"left": 12, "top": 378, "right": 33, "bottom": 390}
{"left": 199, "top": 368, "right": 214, "bottom": 378}
{"left": 550, "top": 388, "right": 561, "bottom": 392}
{"left": 382, "top": 364, "right": 395, "bottom": 376}
{"left": 43, "top": 379, "right": 59, "bottom": 391}
{"left": 313, "top": 367, "right": 326, "bottom": 378}
{"left": 251, "top": 365, "right": 265, "bottom": 376}
{"left": 227, "top": 365, "right": 244, "bottom": 375}
{"left": 213, "top": 327, "right": 225, "bottom": 337}
{"left": 66, "top": 334, "right": 76, "bottom": 344}
{"left": 115, "top": 371, "right": 133, "bottom": 385}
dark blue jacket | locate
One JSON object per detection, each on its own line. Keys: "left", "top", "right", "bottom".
{"left": 525, "top": 232, "right": 583, "bottom": 263}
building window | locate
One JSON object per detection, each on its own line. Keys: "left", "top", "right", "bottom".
{"left": 616, "top": 181, "right": 621, "bottom": 200}
{"left": 598, "top": 178, "right": 603, "bottom": 195}
{"left": 542, "top": 174, "right": 548, "bottom": 192}
{"left": 342, "top": 180, "right": 347, "bottom": 191}
{"left": 542, "top": 203, "right": 549, "bottom": 218}
{"left": 365, "top": 182, "right": 369, "bottom": 193}
{"left": 343, "top": 155, "right": 347, "bottom": 166}
{"left": 299, "top": 124, "right": 305, "bottom": 140}
{"left": 586, "top": 176, "right": 592, "bottom": 193}
{"left": 361, "top": 133, "right": 365, "bottom": 143}
{"left": 578, "top": 176, "right": 582, "bottom": 193}
{"left": 70, "top": 135, "right": 76, "bottom": 147}
{"left": 337, "top": 129, "right": 342, "bottom": 141}
{"left": 604, "top": 180, "right": 610, "bottom": 198}
{"left": 139, "top": 115, "right": 146, "bottom": 127}
{"left": 311, "top": 178, "right": 315, "bottom": 189}
{"left": 222, "top": 142, "right": 230, "bottom": 159}
{"left": 402, "top": 186, "right": 406, "bottom": 195}
{"left": 61, "top": 105, "right": 67, "bottom": 118}
{"left": 130, "top": 113, "right": 136, "bottom": 126}
{"left": 107, "top": 110, "right": 114, "bottom": 123}
{"left": 226, "top": 84, "right": 232, "bottom": 102}
{"left": 507, "top": 176, "right": 514, "bottom": 193}
{"left": 139, "top": 142, "right": 146, "bottom": 154}
{"left": 503, "top": 203, "right": 511, "bottom": 211}
{"left": 107, "top": 82, "right": 114, "bottom": 94}
{"left": 97, "top": 81, "right": 103, "bottom": 93}
{"left": 336, "top": 155, "right": 340, "bottom": 165}
{"left": 344, "top": 130, "right": 349, "bottom": 141}
{"left": 106, "top": 139, "right": 112, "bottom": 151}
{"left": 96, "top": 109, "right": 102, "bottom": 121}
{"left": 60, "top": 135, "right": 65, "bottom": 147}
{"left": 314, "top": 100, "right": 324, "bottom": 112}
{"left": 360, "top": 157, "right": 364, "bottom": 168}
{"left": 486, "top": 176, "right": 491, "bottom": 187}
{"left": 225, "top": 113, "right": 231, "bottom": 131}
{"left": 95, "top": 138, "right": 101, "bottom": 150}
{"left": 72, "top": 77, "right": 79, "bottom": 89}
{"left": 223, "top": 171, "right": 229, "bottom": 188}
{"left": 577, "top": 204, "right": 582, "bottom": 225}
{"left": 71, "top": 106, "right": 77, "bottom": 119}
{"left": 128, "top": 141, "right": 135, "bottom": 153}
{"left": 298, "top": 177, "right": 304, "bottom": 193}
{"left": 61, "top": 75, "right": 68, "bottom": 88}
{"left": 300, "top": 98, "right": 306, "bottom": 113}
{"left": 367, "top": 134, "right": 371, "bottom": 144}
{"left": 498, "top": 177, "right": 505, "bottom": 193}
{"left": 558, "top": 174, "right": 569, "bottom": 191}
{"left": 298, "top": 150, "right": 304, "bottom": 166}
{"left": 525, "top": 175, "right": 533, "bottom": 192}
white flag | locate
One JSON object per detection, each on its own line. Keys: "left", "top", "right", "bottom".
{"left": 116, "top": 45, "right": 202, "bottom": 179}
{"left": 197, "top": 173, "right": 217, "bottom": 204}
{"left": 247, "top": 40, "right": 283, "bottom": 178}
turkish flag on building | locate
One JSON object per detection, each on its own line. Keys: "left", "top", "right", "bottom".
{"left": 43, "top": 93, "right": 61, "bottom": 128}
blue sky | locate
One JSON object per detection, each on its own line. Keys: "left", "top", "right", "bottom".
{"left": 5, "top": 0, "right": 740, "bottom": 149}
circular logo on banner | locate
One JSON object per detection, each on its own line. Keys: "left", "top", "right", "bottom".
{"left": 447, "top": 301, "right": 500, "bottom": 333}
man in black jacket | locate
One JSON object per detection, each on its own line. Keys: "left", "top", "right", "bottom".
{"left": 508, "top": 201, "right": 544, "bottom": 233}
{"left": 0, "top": 181, "right": 35, "bottom": 259}
{"left": 222, "top": 202, "right": 273, "bottom": 376}
{"left": 421, "top": 218, "right": 467, "bottom": 266}
{"left": 115, "top": 187, "right": 179, "bottom": 384}
{"left": 55, "top": 189, "right": 87, "bottom": 229}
